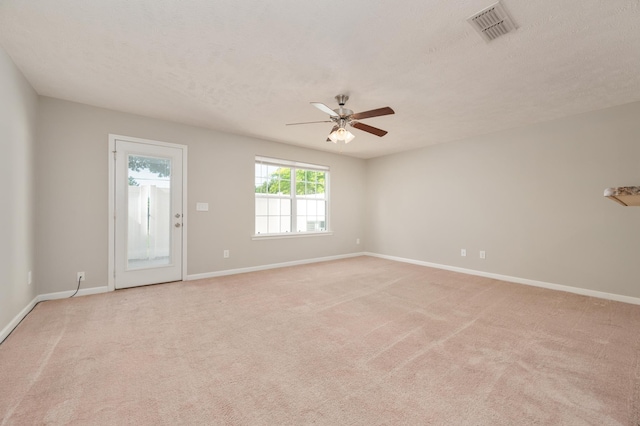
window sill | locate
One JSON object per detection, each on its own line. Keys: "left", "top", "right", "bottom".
{"left": 252, "top": 231, "right": 333, "bottom": 241}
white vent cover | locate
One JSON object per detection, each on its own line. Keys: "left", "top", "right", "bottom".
{"left": 467, "top": 2, "right": 516, "bottom": 42}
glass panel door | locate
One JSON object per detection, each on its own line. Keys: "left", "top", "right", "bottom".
{"left": 127, "top": 155, "right": 172, "bottom": 269}
{"left": 114, "top": 138, "right": 184, "bottom": 289}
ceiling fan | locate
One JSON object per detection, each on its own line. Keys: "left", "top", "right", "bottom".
{"left": 286, "top": 95, "right": 394, "bottom": 144}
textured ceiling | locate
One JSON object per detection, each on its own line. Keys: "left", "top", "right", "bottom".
{"left": 1, "top": 0, "right": 639, "bottom": 158}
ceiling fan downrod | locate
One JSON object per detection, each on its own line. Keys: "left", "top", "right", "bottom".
{"left": 335, "top": 94, "right": 349, "bottom": 106}
{"left": 334, "top": 94, "right": 352, "bottom": 117}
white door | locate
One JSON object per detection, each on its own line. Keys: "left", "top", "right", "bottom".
{"left": 113, "top": 138, "right": 185, "bottom": 289}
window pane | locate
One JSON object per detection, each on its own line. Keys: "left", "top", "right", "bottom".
{"left": 278, "top": 167, "right": 291, "bottom": 195}
{"left": 317, "top": 216, "right": 326, "bottom": 230}
{"left": 281, "top": 216, "right": 291, "bottom": 232}
{"left": 127, "top": 155, "right": 171, "bottom": 269}
{"left": 317, "top": 200, "right": 326, "bottom": 215}
{"left": 296, "top": 216, "right": 306, "bottom": 232}
{"left": 307, "top": 199, "right": 317, "bottom": 215}
{"left": 256, "top": 198, "right": 268, "bottom": 215}
{"left": 256, "top": 216, "right": 268, "bottom": 234}
{"left": 268, "top": 216, "right": 280, "bottom": 233}
{"left": 266, "top": 176, "right": 278, "bottom": 193}
{"left": 268, "top": 198, "right": 280, "bottom": 215}
{"left": 317, "top": 172, "right": 325, "bottom": 195}
{"left": 281, "top": 199, "right": 291, "bottom": 215}
{"left": 305, "top": 216, "right": 315, "bottom": 232}
{"left": 307, "top": 217, "right": 322, "bottom": 232}
{"left": 262, "top": 166, "right": 291, "bottom": 195}
{"left": 297, "top": 199, "right": 306, "bottom": 215}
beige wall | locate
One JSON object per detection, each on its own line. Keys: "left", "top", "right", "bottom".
{"left": 0, "top": 47, "right": 38, "bottom": 331}
{"left": 366, "top": 101, "right": 640, "bottom": 297}
{"left": 4, "top": 75, "right": 639, "bottom": 336}
{"left": 36, "top": 97, "right": 366, "bottom": 294}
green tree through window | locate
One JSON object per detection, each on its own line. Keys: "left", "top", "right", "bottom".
{"left": 255, "top": 167, "right": 325, "bottom": 195}
{"left": 254, "top": 158, "right": 329, "bottom": 235}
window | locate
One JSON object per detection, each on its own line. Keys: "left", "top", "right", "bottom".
{"left": 254, "top": 156, "right": 329, "bottom": 236}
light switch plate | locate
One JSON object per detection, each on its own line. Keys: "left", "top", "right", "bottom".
{"left": 196, "top": 202, "right": 209, "bottom": 212}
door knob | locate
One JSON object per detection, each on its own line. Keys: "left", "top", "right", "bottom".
{"left": 175, "top": 213, "right": 181, "bottom": 218}
{"left": 175, "top": 223, "right": 181, "bottom": 228}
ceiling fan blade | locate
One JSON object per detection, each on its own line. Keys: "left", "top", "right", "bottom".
{"left": 286, "top": 120, "right": 333, "bottom": 126}
{"left": 351, "top": 121, "right": 388, "bottom": 137}
{"left": 311, "top": 102, "right": 339, "bottom": 117}
{"left": 350, "top": 107, "right": 395, "bottom": 120}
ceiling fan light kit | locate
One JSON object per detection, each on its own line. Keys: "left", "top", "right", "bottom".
{"left": 328, "top": 127, "right": 355, "bottom": 144}
{"left": 287, "top": 94, "right": 394, "bottom": 144}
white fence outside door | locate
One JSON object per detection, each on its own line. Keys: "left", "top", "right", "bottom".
{"left": 127, "top": 185, "right": 171, "bottom": 266}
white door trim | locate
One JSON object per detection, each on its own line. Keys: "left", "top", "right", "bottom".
{"left": 108, "top": 134, "right": 188, "bottom": 292}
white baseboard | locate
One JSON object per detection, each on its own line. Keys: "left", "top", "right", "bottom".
{"left": 0, "top": 286, "right": 109, "bottom": 344}
{"left": 187, "top": 252, "right": 366, "bottom": 281}
{"left": 365, "top": 252, "right": 640, "bottom": 306}
{"left": 5, "top": 252, "right": 637, "bottom": 345}
{"left": 0, "top": 296, "right": 39, "bottom": 344}
{"left": 4, "top": 253, "right": 365, "bottom": 344}
{"left": 37, "top": 286, "right": 109, "bottom": 302}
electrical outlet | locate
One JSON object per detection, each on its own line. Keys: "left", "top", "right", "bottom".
{"left": 356, "top": 238, "right": 360, "bottom": 245}
{"left": 77, "top": 271, "right": 85, "bottom": 282}
{"left": 480, "top": 250, "right": 486, "bottom": 259}
{"left": 223, "top": 250, "right": 230, "bottom": 258}
{"left": 461, "top": 249, "right": 466, "bottom": 257}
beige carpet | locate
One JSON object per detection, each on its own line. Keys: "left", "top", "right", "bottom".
{"left": 1, "top": 256, "right": 639, "bottom": 425}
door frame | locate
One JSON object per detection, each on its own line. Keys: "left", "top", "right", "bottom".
{"left": 108, "top": 134, "right": 188, "bottom": 292}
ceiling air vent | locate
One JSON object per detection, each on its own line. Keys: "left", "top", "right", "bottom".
{"left": 467, "top": 2, "right": 516, "bottom": 42}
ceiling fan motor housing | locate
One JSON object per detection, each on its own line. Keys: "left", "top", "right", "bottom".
{"left": 333, "top": 94, "right": 353, "bottom": 117}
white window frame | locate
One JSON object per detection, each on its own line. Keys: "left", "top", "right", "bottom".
{"left": 253, "top": 156, "right": 331, "bottom": 239}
